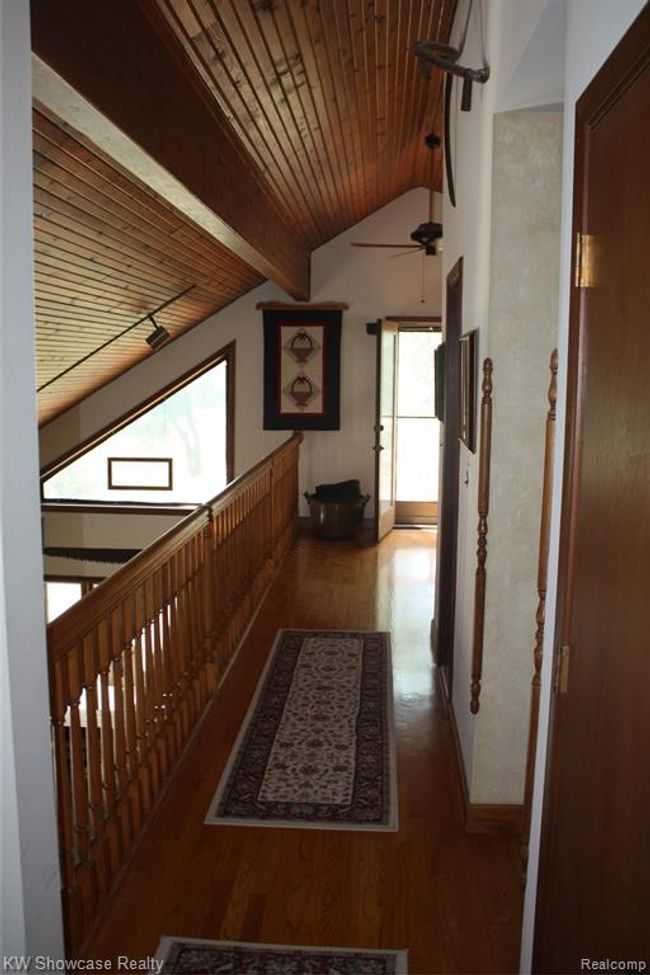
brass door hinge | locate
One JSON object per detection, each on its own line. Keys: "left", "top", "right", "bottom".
{"left": 574, "top": 232, "right": 594, "bottom": 288}
{"left": 554, "top": 643, "right": 571, "bottom": 695}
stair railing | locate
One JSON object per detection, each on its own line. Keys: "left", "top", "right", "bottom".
{"left": 47, "top": 433, "right": 301, "bottom": 952}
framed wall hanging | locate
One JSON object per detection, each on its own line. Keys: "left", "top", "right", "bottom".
{"left": 260, "top": 304, "right": 344, "bottom": 430}
{"left": 434, "top": 341, "right": 446, "bottom": 421}
{"left": 459, "top": 328, "right": 478, "bottom": 452}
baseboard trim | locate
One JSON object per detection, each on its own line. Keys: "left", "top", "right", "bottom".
{"left": 438, "top": 664, "right": 451, "bottom": 703}
{"left": 465, "top": 803, "right": 523, "bottom": 834}
{"left": 438, "top": 667, "right": 470, "bottom": 818}
{"left": 439, "top": 669, "right": 522, "bottom": 835}
{"left": 298, "top": 516, "right": 374, "bottom": 533}
{"left": 430, "top": 616, "right": 438, "bottom": 656}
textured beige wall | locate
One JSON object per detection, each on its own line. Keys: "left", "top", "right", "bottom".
{"left": 471, "top": 112, "right": 562, "bottom": 803}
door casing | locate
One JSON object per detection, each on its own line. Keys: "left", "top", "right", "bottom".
{"left": 433, "top": 258, "right": 462, "bottom": 695}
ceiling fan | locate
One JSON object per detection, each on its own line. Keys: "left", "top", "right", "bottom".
{"left": 350, "top": 134, "right": 443, "bottom": 258}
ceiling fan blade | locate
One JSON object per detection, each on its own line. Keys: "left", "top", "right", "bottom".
{"left": 351, "top": 242, "right": 421, "bottom": 249}
{"left": 391, "top": 248, "right": 425, "bottom": 259}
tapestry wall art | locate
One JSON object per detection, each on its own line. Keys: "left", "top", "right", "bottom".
{"left": 262, "top": 306, "right": 342, "bottom": 430}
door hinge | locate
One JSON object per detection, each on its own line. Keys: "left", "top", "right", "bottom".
{"left": 574, "top": 232, "right": 594, "bottom": 289}
{"left": 554, "top": 643, "right": 571, "bottom": 695}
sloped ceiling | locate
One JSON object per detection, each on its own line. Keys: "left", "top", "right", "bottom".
{"left": 32, "top": 0, "right": 455, "bottom": 426}
{"left": 34, "top": 106, "right": 263, "bottom": 424}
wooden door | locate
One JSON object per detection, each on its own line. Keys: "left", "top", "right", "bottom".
{"left": 534, "top": 9, "right": 650, "bottom": 970}
{"left": 374, "top": 320, "right": 398, "bottom": 542}
{"left": 433, "top": 259, "right": 462, "bottom": 694}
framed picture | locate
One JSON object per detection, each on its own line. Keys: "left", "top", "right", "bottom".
{"left": 434, "top": 342, "right": 446, "bottom": 421}
{"left": 262, "top": 307, "right": 342, "bottom": 430}
{"left": 459, "top": 329, "right": 478, "bottom": 452}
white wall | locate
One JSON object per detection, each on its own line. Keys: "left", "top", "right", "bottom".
{"left": 520, "top": 1, "right": 647, "bottom": 970}
{"left": 42, "top": 509, "right": 186, "bottom": 579}
{"left": 40, "top": 189, "right": 443, "bottom": 516}
{"left": 0, "top": 0, "right": 63, "bottom": 956}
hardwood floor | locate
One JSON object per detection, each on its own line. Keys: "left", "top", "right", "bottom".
{"left": 83, "top": 530, "right": 523, "bottom": 973}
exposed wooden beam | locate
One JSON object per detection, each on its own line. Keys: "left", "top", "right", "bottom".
{"left": 30, "top": 0, "right": 310, "bottom": 301}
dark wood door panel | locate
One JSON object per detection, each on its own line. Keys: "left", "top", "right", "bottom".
{"left": 434, "top": 258, "right": 462, "bottom": 687}
{"left": 534, "top": 8, "right": 650, "bottom": 970}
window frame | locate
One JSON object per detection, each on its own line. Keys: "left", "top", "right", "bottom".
{"left": 40, "top": 342, "right": 235, "bottom": 510}
{"left": 107, "top": 456, "right": 174, "bottom": 492}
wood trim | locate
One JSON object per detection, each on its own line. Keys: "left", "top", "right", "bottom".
{"left": 107, "top": 457, "right": 173, "bottom": 492}
{"left": 45, "top": 574, "right": 104, "bottom": 584}
{"left": 430, "top": 617, "right": 439, "bottom": 658}
{"left": 470, "top": 358, "right": 493, "bottom": 714}
{"left": 226, "top": 340, "right": 235, "bottom": 482}
{"left": 465, "top": 804, "right": 523, "bottom": 835}
{"left": 385, "top": 315, "right": 442, "bottom": 325}
{"left": 459, "top": 329, "right": 478, "bottom": 453}
{"left": 521, "top": 350, "right": 558, "bottom": 869}
{"left": 40, "top": 341, "right": 235, "bottom": 481}
{"left": 439, "top": 670, "right": 523, "bottom": 835}
{"left": 255, "top": 301, "right": 349, "bottom": 311}
{"left": 434, "top": 257, "right": 463, "bottom": 688}
{"left": 395, "top": 501, "right": 437, "bottom": 525}
{"left": 441, "top": 669, "right": 470, "bottom": 818}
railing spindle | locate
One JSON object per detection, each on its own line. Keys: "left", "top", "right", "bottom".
{"left": 47, "top": 434, "right": 301, "bottom": 952}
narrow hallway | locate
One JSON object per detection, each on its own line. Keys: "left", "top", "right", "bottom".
{"left": 84, "top": 531, "right": 523, "bottom": 973}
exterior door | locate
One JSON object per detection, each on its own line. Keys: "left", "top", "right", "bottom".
{"left": 374, "top": 320, "right": 398, "bottom": 541}
{"left": 534, "top": 9, "right": 650, "bottom": 969}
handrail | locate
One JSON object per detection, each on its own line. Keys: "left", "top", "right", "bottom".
{"left": 47, "top": 435, "right": 300, "bottom": 652}
{"left": 47, "top": 433, "right": 302, "bottom": 952}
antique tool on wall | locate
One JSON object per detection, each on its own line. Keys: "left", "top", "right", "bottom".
{"left": 413, "top": 0, "right": 490, "bottom": 207}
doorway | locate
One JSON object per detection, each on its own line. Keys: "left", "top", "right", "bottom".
{"left": 395, "top": 327, "right": 443, "bottom": 527}
{"left": 373, "top": 318, "right": 442, "bottom": 542}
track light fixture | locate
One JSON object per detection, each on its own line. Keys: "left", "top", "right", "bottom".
{"left": 145, "top": 316, "right": 170, "bottom": 351}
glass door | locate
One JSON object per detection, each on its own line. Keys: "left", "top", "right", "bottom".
{"left": 395, "top": 329, "right": 442, "bottom": 525}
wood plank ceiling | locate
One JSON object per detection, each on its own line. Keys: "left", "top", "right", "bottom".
{"left": 34, "top": 0, "right": 455, "bottom": 426}
{"left": 34, "top": 105, "right": 263, "bottom": 424}
{"left": 153, "top": 0, "right": 454, "bottom": 247}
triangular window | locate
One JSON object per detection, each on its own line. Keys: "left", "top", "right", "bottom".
{"left": 42, "top": 346, "right": 233, "bottom": 506}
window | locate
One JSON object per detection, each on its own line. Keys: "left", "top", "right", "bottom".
{"left": 42, "top": 347, "right": 233, "bottom": 506}
{"left": 45, "top": 579, "right": 98, "bottom": 622}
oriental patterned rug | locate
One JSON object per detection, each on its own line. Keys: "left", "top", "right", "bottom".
{"left": 155, "top": 937, "right": 408, "bottom": 974}
{"left": 206, "top": 629, "right": 397, "bottom": 830}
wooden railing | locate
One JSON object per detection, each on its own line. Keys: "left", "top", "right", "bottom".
{"left": 47, "top": 434, "right": 301, "bottom": 952}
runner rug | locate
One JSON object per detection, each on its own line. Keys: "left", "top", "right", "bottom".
{"left": 155, "top": 937, "right": 408, "bottom": 974}
{"left": 206, "top": 629, "right": 397, "bottom": 830}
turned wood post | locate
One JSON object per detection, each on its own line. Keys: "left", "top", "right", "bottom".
{"left": 470, "top": 358, "right": 493, "bottom": 714}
